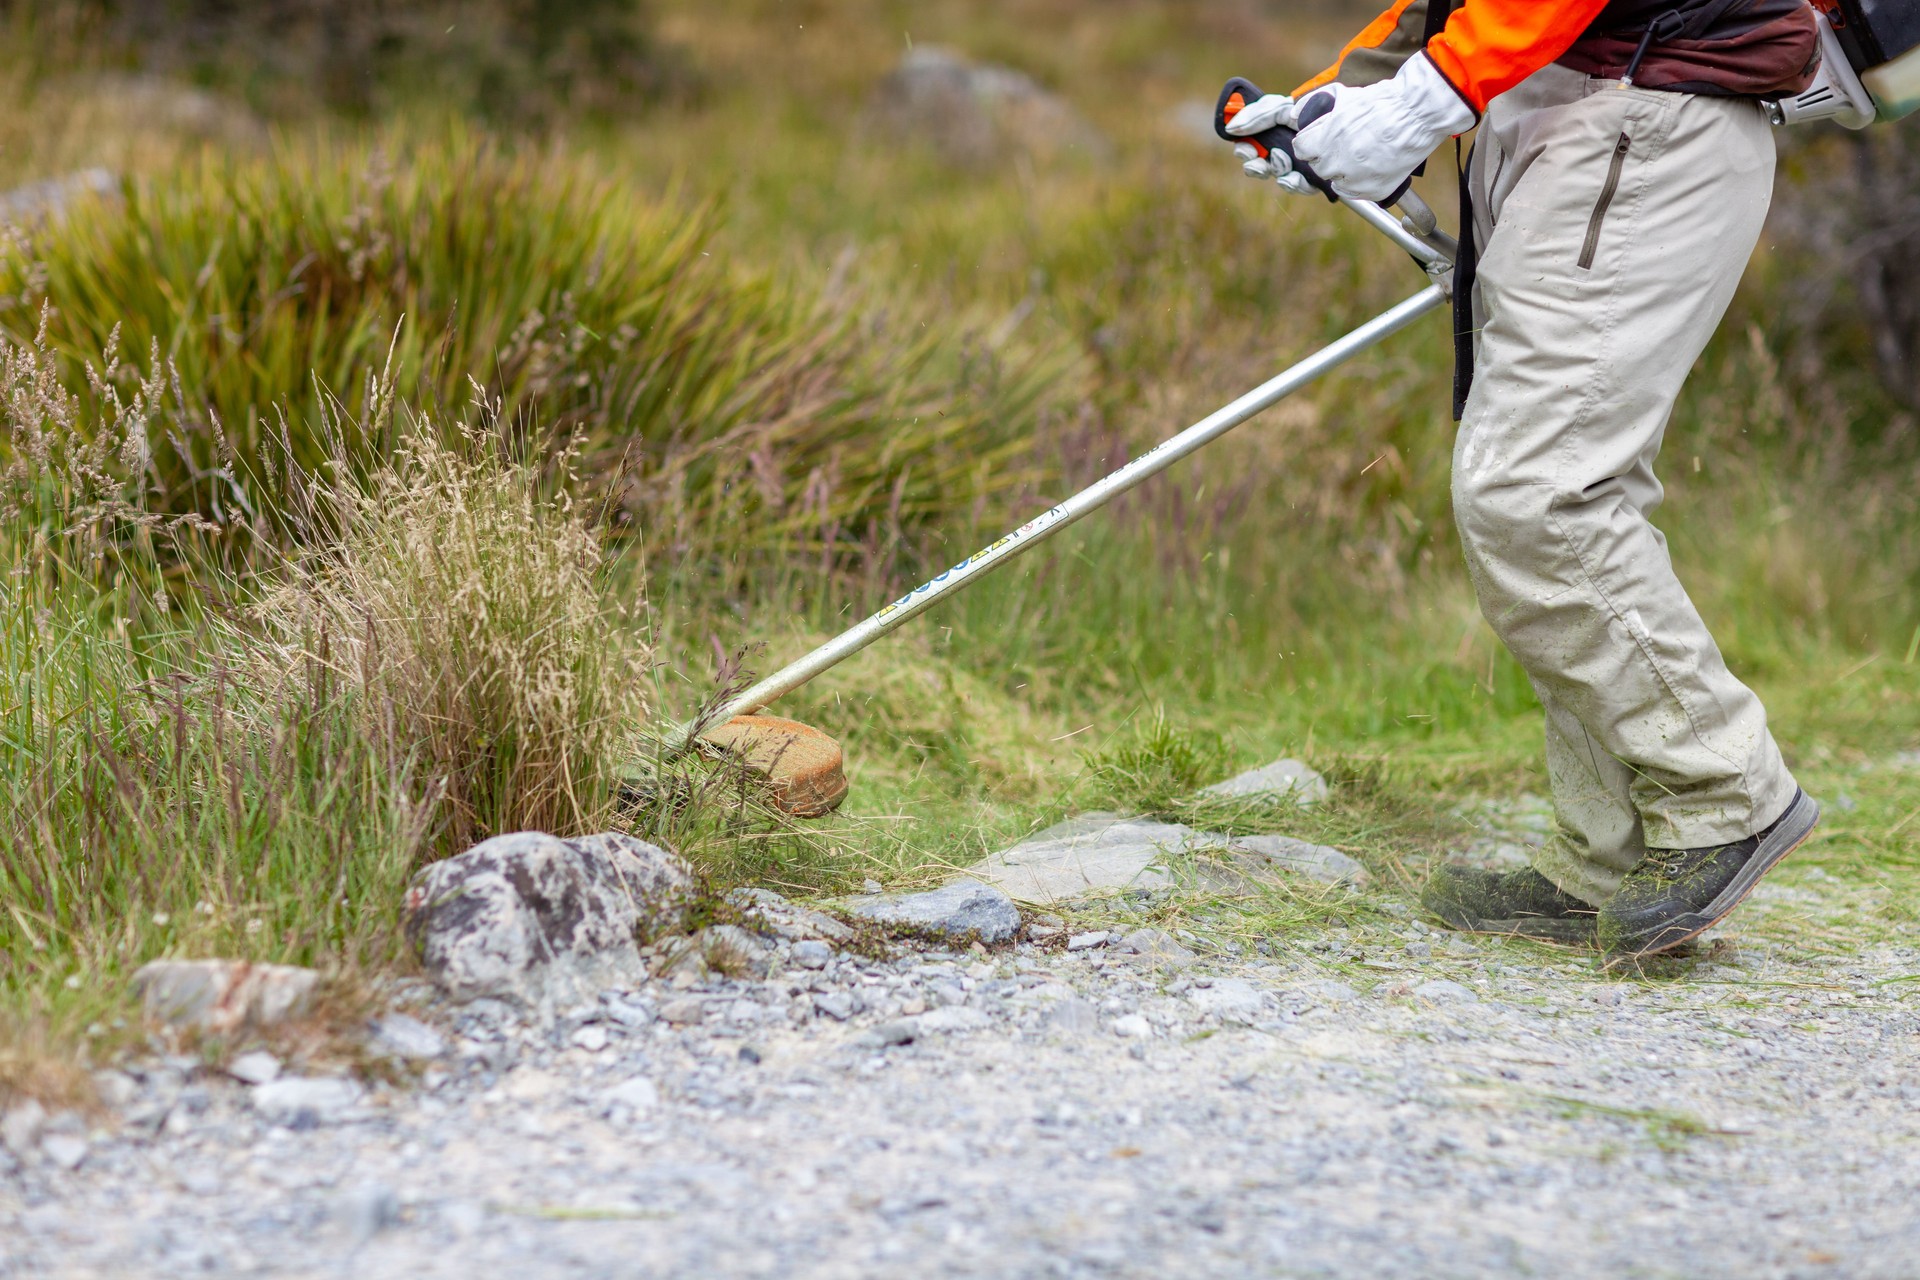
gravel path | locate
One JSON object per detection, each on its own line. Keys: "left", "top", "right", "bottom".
{"left": 6, "top": 854, "right": 1920, "bottom": 1280}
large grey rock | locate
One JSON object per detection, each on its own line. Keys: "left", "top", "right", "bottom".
{"left": 131, "top": 960, "right": 319, "bottom": 1033}
{"left": 876, "top": 46, "right": 1100, "bottom": 167}
{"left": 969, "top": 814, "right": 1231, "bottom": 903}
{"left": 835, "top": 880, "right": 1021, "bottom": 944}
{"left": 1201, "top": 758, "right": 1329, "bottom": 806}
{"left": 0, "top": 168, "right": 117, "bottom": 227}
{"left": 971, "top": 813, "right": 1366, "bottom": 903}
{"left": 403, "top": 832, "right": 692, "bottom": 1010}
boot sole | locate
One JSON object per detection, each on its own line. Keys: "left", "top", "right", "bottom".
{"left": 1604, "top": 790, "right": 1821, "bottom": 963}
{"left": 1425, "top": 902, "right": 1597, "bottom": 946}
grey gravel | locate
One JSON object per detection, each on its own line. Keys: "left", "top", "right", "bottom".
{"left": 1, "top": 1100, "right": 45, "bottom": 1158}
{"left": 1045, "top": 998, "right": 1102, "bottom": 1035}
{"left": 790, "top": 940, "right": 832, "bottom": 970}
{"left": 8, "top": 871, "right": 1920, "bottom": 1277}
{"left": 811, "top": 991, "right": 855, "bottom": 1021}
{"left": 855, "top": 1020, "right": 920, "bottom": 1048}
{"left": 368, "top": 1014, "right": 448, "bottom": 1062}
{"left": 1116, "top": 927, "right": 1198, "bottom": 969}
{"left": 249, "top": 1077, "right": 362, "bottom": 1127}
{"left": 38, "top": 1136, "right": 86, "bottom": 1173}
{"left": 336, "top": 1182, "right": 401, "bottom": 1247}
{"left": 226, "top": 1051, "right": 282, "bottom": 1086}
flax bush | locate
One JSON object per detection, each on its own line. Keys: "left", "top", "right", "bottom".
{"left": 0, "top": 137, "right": 1074, "bottom": 577}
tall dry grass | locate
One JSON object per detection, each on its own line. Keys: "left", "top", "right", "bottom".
{"left": 0, "top": 327, "right": 656, "bottom": 1086}
{"left": 254, "top": 408, "right": 651, "bottom": 854}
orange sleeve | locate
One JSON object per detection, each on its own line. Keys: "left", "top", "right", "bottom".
{"left": 1293, "top": 0, "right": 1431, "bottom": 96}
{"left": 1424, "top": 0, "right": 1614, "bottom": 111}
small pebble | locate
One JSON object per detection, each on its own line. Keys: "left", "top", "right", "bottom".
{"left": 813, "top": 992, "right": 856, "bottom": 1021}
{"left": 41, "top": 1134, "right": 88, "bottom": 1172}
{"left": 226, "top": 1051, "right": 281, "bottom": 1086}
{"left": 659, "top": 998, "right": 705, "bottom": 1026}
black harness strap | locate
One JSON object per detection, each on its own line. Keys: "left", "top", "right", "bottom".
{"left": 1422, "top": 0, "right": 1467, "bottom": 45}
{"left": 1425, "top": 0, "right": 1477, "bottom": 419}
{"left": 1452, "top": 135, "right": 1477, "bottom": 421}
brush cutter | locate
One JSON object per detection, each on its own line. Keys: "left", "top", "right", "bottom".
{"left": 636, "top": 78, "right": 1459, "bottom": 816}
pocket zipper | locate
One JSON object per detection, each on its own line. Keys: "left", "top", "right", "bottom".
{"left": 1579, "top": 132, "right": 1633, "bottom": 270}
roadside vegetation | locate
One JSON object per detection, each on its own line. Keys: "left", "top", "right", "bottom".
{"left": 1, "top": 0, "right": 1916, "bottom": 1095}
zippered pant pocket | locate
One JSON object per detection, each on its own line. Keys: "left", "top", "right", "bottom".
{"left": 1578, "top": 132, "right": 1633, "bottom": 270}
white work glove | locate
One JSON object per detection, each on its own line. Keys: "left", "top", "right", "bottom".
{"left": 1292, "top": 54, "right": 1477, "bottom": 201}
{"left": 1223, "top": 92, "right": 1318, "bottom": 197}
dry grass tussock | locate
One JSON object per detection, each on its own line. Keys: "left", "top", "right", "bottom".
{"left": 253, "top": 406, "right": 652, "bottom": 855}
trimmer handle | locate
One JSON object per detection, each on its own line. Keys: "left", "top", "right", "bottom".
{"left": 1213, "top": 77, "right": 1411, "bottom": 207}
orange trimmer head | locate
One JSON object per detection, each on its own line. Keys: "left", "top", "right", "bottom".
{"left": 699, "top": 714, "right": 849, "bottom": 818}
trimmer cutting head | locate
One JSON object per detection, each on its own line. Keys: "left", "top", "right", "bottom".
{"left": 699, "top": 714, "right": 849, "bottom": 818}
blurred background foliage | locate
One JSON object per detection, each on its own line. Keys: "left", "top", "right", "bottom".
{"left": 19, "top": 0, "right": 689, "bottom": 121}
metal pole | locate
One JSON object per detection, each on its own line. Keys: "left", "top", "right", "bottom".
{"left": 665, "top": 277, "right": 1449, "bottom": 752}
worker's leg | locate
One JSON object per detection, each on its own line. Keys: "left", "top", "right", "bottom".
{"left": 1454, "top": 74, "right": 1797, "bottom": 905}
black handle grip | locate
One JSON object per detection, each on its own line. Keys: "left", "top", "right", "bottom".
{"left": 1214, "top": 77, "right": 1413, "bottom": 208}
{"left": 1214, "top": 76, "right": 1337, "bottom": 203}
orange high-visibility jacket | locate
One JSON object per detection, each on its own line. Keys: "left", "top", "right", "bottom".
{"left": 1298, "top": 0, "right": 1820, "bottom": 112}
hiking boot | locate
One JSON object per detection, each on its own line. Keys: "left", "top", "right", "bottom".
{"left": 1422, "top": 864, "right": 1599, "bottom": 944}
{"left": 1598, "top": 789, "right": 1820, "bottom": 961}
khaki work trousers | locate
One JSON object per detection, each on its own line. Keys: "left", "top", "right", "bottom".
{"left": 1457, "top": 65, "right": 1799, "bottom": 906}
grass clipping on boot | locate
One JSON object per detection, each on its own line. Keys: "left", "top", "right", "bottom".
{"left": 254, "top": 422, "right": 649, "bottom": 856}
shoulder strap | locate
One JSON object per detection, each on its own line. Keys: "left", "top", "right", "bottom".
{"left": 1423, "top": 0, "right": 1468, "bottom": 45}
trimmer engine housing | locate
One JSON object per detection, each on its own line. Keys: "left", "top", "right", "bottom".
{"left": 1773, "top": 0, "right": 1920, "bottom": 126}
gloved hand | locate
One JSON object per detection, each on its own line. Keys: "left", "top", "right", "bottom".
{"left": 1292, "top": 54, "right": 1476, "bottom": 202}
{"left": 1222, "top": 92, "right": 1318, "bottom": 197}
